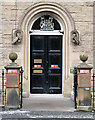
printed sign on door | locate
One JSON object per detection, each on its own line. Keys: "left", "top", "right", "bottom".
{"left": 34, "top": 65, "right": 41, "bottom": 68}
{"left": 51, "top": 65, "right": 58, "bottom": 68}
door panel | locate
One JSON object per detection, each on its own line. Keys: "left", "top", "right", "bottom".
{"left": 48, "top": 75, "right": 61, "bottom": 94}
{"left": 30, "top": 35, "right": 62, "bottom": 94}
{"left": 48, "top": 53, "right": 61, "bottom": 68}
{"left": 31, "top": 74, "right": 45, "bottom": 93}
{"left": 32, "top": 53, "right": 44, "bottom": 69}
{"left": 48, "top": 36, "right": 62, "bottom": 52}
{"left": 32, "top": 36, "right": 45, "bottom": 52}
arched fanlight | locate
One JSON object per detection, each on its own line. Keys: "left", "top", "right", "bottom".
{"left": 31, "top": 15, "right": 61, "bottom": 31}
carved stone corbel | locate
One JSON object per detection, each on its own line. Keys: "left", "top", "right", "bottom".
{"left": 12, "top": 29, "right": 23, "bottom": 44}
{"left": 71, "top": 30, "right": 80, "bottom": 45}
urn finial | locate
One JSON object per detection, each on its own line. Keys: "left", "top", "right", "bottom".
{"left": 80, "top": 54, "right": 88, "bottom": 62}
{"left": 9, "top": 52, "right": 18, "bottom": 63}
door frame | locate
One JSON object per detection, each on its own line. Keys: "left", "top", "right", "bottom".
{"left": 19, "top": 2, "right": 75, "bottom": 97}
{"left": 29, "top": 30, "right": 64, "bottom": 95}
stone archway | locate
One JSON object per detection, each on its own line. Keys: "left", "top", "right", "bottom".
{"left": 19, "top": 2, "right": 75, "bottom": 97}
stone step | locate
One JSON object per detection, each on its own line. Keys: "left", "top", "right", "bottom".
{"left": 1, "top": 111, "right": 95, "bottom": 120}
{"left": 1, "top": 118, "right": 95, "bottom": 120}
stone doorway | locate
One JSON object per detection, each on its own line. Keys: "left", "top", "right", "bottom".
{"left": 30, "top": 35, "right": 62, "bottom": 94}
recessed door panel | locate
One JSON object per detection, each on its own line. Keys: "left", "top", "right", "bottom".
{"left": 48, "top": 53, "right": 61, "bottom": 68}
{"left": 32, "top": 36, "right": 45, "bottom": 52}
{"left": 48, "top": 75, "right": 62, "bottom": 94}
{"left": 30, "top": 35, "right": 62, "bottom": 94}
{"left": 31, "top": 74, "right": 45, "bottom": 93}
{"left": 32, "top": 53, "right": 44, "bottom": 69}
{"left": 48, "top": 36, "right": 62, "bottom": 52}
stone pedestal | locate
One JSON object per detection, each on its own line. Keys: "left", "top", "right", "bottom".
{"left": 5, "top": 53, "right": 21, "bottom": 108}
{"left": 77, "top": 55, "right": 93, "bottom": 111}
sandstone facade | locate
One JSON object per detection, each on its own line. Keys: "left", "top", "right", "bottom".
{"left": 0, "top": 1, "right": 94, "bottom": 97}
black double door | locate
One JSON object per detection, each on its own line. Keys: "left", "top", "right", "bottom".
{"left": 30, "top": 35, "right": 62, "bottom": 94}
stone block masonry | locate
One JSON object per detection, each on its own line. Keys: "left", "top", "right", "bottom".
{"left": 0, "top": 1, "right": 94, "bottom": 97}
{"left": 0, "top": 1, "right": 93, "bottom": 67}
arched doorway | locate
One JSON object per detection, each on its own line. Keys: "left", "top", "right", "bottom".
{"left": 30, "top": 15, "right": 63, "bottom": 94}
{"left": 19, "top": 2, "right": 75, "bottom": 97}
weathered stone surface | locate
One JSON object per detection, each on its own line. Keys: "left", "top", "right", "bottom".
{"left": 0, "top": 1, "right": 94, "bottom": 97}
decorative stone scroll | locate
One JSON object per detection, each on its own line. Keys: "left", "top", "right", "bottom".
{"left": 12, "top": 29, "right": 23, "bottom": 44}
{"left": 71, "top": 30, "right": 80, "bottom": 45}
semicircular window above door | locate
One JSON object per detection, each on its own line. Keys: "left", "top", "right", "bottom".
{"left": 31, "top": 15, "right": 61, "bottom": 31}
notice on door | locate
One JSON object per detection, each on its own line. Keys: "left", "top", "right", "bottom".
{"left": 33, "top": 70, "right": 43, "bottom": 73}
{"left": 34, "top": 65, "right": 41, "bottom": 68}
{"left": 34, "top": 59, "right": 42, "bottom": 64}
{"left": 51, "top": 65, "right": 58, "bottom": 68}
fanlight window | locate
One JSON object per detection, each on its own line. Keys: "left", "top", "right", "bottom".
{"left": 31, "top": 15, "right": 61, "bottom": 31}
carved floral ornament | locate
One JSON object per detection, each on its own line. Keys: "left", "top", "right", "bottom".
{"left": 12, "top": 29, "right": 23, "bottom": 44}
{"left": 71, "top": 30, "right": 80, "bottom": 45}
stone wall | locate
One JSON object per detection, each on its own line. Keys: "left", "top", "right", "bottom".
{"left": 63, "top": 2, "right": 93, "bottom": 67}
{"left": 0, "top": 1, "right": 94, "bottom": 96}
{"left": 93, "top": 2, "right": 95, "bottom": 72}
{"left": 0, "top": 2, "right": 3, "bottom": 69}
{"left": 1, "top": 1, "right": 93, "bottom": 67}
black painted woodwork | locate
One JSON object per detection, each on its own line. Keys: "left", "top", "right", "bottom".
{"left": 30, "top": 35, "right": 62, "bottom": 94}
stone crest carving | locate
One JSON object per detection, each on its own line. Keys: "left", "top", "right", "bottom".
{"left": 12, "top": 29, "right": 23, "bottom": 44}
{"left": 40, "top": 16, "right": 54, "bottom": 31}
{"left": 71, "top": 30, "right": 80, "bottom": 45}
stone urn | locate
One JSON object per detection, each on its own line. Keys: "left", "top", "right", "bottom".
{"left": 80, "top": 54, "right": 88, "bottom": 62}
{"left": 9, "top": 52, "right": 18, "bottom": 63}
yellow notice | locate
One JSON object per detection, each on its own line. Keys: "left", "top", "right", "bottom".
{"left": 33, "top": 70, "right": 43, "bottom": 73}
{"left": 34, "top": 59, "right": 42, "bottom": 63}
